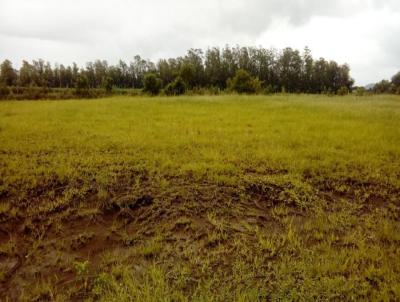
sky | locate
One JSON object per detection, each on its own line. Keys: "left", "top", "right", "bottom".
{"left": 0, "top": 0, "right": 399, "bottom": 85}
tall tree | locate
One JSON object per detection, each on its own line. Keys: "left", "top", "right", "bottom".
{"left": 0, "top": 60, "right": 17, "bottom": 86}
{"left": 392, "top": 71, "right": 400, "bottom": 88}
{"left": 302, "top": 47, "right": 313, "bottom": 93}
{"left": 19, "top": 60, "right": 34, "bottom": 86}
{"left": 2, "top": 45, "right": 354, "bottom": 94}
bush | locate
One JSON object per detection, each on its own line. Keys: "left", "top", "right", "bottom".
{"left": 102, "top": 76, "right": 113, "bottom": 93}
{"left": 143, "top": 73, "right": 162, "bottom": 95}
{"left": 0, "top": 84, "right": 10, "bottom": 99}
{"left": 355, "top": 87, "right": 366, "bottom": 97}
{"left": 227, "top": 69, "right": 262, "bottom": 94}
{"left": 337, "top": 86, "right": 349, "bottom": 96}
{"left": 189, "top": 86, "right": 221, "bottom": 96}
{"left": 75, "top": 75, "right": 90, "bottom": 97}
{"left": 263, "top": 84, "right": 275, "bottom": 95}
{"left": 391, "top": 71, "right": 400, "bottom": 87}
{"left": 373, "top": 80, "right": 391, "bottom": 94}
{"left": 164, "top": 76, "right": 187, "bottom": 96}
{"left": 23, "top": 86, "right": 46, "bottom": 100}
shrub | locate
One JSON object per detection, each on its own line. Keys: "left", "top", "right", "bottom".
{"left": 143, "top": 73, "right": 162, "bottom": 95}
{"left": 373, "top": 80, "right": 391, "bottom": 94}
{"left": 0, "top": 84, "right": 10, "bottom": 99}
{"left": 75, "top": 75, "right": 90, "bottom": 97}
{"left": 263, "top": 84, "right": 275, "bottom": 95}
{"left": 355, "top": 87, "right": 366, "bottom": 97}
{"left": 22, "top": 86, "right": 46, "bottom": 100}
{"left": 164, "top": 76, "right": 186, "bottom": 96}
{"left": 102, "top": 76, "right": 113, "bottom": 93}
{"left": 391, "top": 71, "right": 400, "bottom": 87}
{"left": 190, "top": 86, "right": 220, "bottom": 96}
{"left": 337, "top": 86, "right": 349, "bottom": 96}
{"left": 227, "top": 69, "right": 262, "bottom": 94}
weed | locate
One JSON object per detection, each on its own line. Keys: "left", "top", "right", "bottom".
{"left": 138, "top": 235, "right": 163, "bottom": 258}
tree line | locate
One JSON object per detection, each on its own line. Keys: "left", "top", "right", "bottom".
{"left": 0, "top": 46, "right": 355, "bottom": 96}
{"left": 371, "top": 72, "right": 400, "bottom": 94}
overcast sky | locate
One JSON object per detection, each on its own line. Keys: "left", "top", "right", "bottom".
{"left": 0, "top": 0, "right": 399, "bottom": 85}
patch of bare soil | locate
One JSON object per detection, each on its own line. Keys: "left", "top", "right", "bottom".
{"left": 0, "top": 176, "right": 398, "bottom": 300}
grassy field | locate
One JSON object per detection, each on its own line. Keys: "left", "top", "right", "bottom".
{"left": 1, "top": 94, "right": 400, "bottom": 301}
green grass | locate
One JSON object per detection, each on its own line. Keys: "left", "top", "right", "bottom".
{"left": 0, "top": 94, "right": 400, "bottom": 301}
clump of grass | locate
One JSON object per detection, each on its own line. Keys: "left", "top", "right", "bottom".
{"left": 0, "top": 202, "right": 10, "bottom": 215}
{"left": 138, "top": 235, "right": 163, "bottom": 258}
{"left": 255, "top": 228, "right": 285, "bottom": 258}
{"left": 0, "top": 237, "right": 17, "bottom": 256}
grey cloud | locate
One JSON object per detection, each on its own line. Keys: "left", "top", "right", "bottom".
{"left": 0, "top": 0, "right": 118, "bottom": 42}
{"left": 214, "top": 0, "right": 381, "bottom": 35}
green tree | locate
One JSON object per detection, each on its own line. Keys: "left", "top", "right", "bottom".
{"left": 0, "top": 83, "right": 10, "bottom": 98}
{"left": 165, "top": 76, "right": 186, "bottom": 95}
{"left": 0, "top": 60, "right": 17, "bottom": 86}
{"left": 227, "top": 69, "right": 261, "bottom": 94}
{"left": 143, "top": 73, "right": 162, "bottom": 95}
{"left": 179, "top": 62, "right": 196, "bottom": 88}
{"left": 75, "top": 74, "right": 90, "bottom": 96}
{"left": 302, "top": 47, "right": 314, "bottom": 92}
{"left": 392, "top": 71, "right": 400, "bottom": 88}
{"left": 373, "top": 80, "right": 391, "bottom": 94}
{"left": 184, "top": 49, "right": 205, "bottom": 87}
{"left": 355, "top": 87, "right": 366, "bottom": 96}
{"left": 19, "top": 60, "right": 34, "bottom": 86}
{"left": 0, "top": 45, "right": 355, "bottom": 94}
{"left": 337, "top": 86, "right": 349, "bottom": 95}
{"left": 102, "top": 76, "right": 113, "bottom": 93}
{"left": 43, "top": 62, "right": 54, "bottom": 87}
{"left": 278, "top": 48, "right": 302, "bottom": 93}
{"left": 205, "top": 47, "right": 224, "bottom": 88}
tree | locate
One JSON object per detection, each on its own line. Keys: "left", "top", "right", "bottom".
{"left": 1, "top": 45, "right": 355, "bottom": 95}
{"left": 221, "top": 46, "right": 238, "bottom": 83}
{"left": 278, "top": 48, "right": 302, "bottom": 92}
{"left": 183, "top": 49, "right": 204, "bottom": 88}
{"left": 373, "top": 80, "right": 391, "bottom": 94}
{"left": 93, "top": 60, "right": 107, "bottom": 87}
{"left": 72, "top": 62, "right": 79, "bottom": 86}
{"left": 32, "top": 59, "right": 45, "bottom": 86}
{"left": 165, "top": 76, "right": 186, "bottom": 95}
{"left": 75, "top": 74, "right": 90, "bottom": 96}
{"left": 0, "top": 60, "right": 17, "bottom": 86}
{"left": 43, "top": 62, "right": 54, "bottom": 87}
{"left": 85, "top": 62, "right": 96, "bottom": 88}
{"left": 158, "top": 59, "right": 174, "bottom": 87}
{"left": 312, "top": 58, "right": 328, "bottom": 93}
{"left": 143, "top": 73, "right": 162, "bottom": 95}
{"left": 337, "top": 86, "right": 349, "bottom": 95}
{"left": 19, "top": 60, "right": 34, "bottom": 86}
{"left": 102, "top": 76, "right": 113, "bottom": 93}
{"left": 179, "top": 62, "right": 196, "bottom": 88}
{"left": 392, "top": 71, "right": 400, "bottom": 88}
{"left": 131, "top": 55, "right": 155, "bottom": 88}
{"left": 0, "top": 84, "right": 10, "bottom": 98}
{"left": 302, "top": 47, "right": 313, "bottom": 92}
{"left": 205, "top": 47, "right": 224, "bottom": 88}
{"left": 53, "top": 64, "right": 61, "bottom": 87}
{"left": 355, "top": 87, "right": 366, "bottom": 96}
{"left": 227, "top": 69, "right": 261, "bottom": 94}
